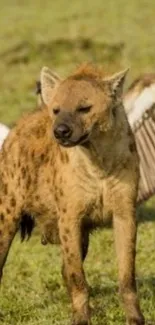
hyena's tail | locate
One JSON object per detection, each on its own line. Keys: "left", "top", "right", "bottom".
{"left": 19, "top": 213, "right": 35, "bottom": 241}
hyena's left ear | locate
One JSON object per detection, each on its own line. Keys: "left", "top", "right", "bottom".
{"left": 40, "top": 67, "right": 61, "bottom": 106}
{"left": 103, "top": 68, "right": 129, "bottom": 98}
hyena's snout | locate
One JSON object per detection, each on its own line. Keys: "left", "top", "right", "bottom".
{"left": 54, "top": 123, "right": 73, "bottom": 140}
{"left": 53, "top": 112, "right": 87, "bottom": 147}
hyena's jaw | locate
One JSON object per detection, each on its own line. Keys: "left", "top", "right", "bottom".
{"left": 57, "top": 133, "right": 90, "bottom": 148}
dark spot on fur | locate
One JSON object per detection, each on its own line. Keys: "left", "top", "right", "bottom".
{"left": 129, "top": 141, "right": 136, "bottom": 152}
{"left": 0, "top": 213, "right": 5, "bottom": 222}
{"left": 0, "top": 198, "right": 2, "bottom": 204}
{"left": 13, "top": 216, "right": 18, "bottom": 223}
{"left": 60, "top": 189, "right": 63, "bottom": 196}
{"left": 0, "top": 241, "right": 3, "bottom": 247}
{"left": 59, "top": 150, "right": 65, "bottom": 163}
{"left": 35, "top": 195, "right": 39, "bottom": 201}
{"left": 9, "top": 230, "right": 14, "bottom": 237}
{"left": 31, "top": 150, "right": 35, "bottom": 159}
{"left": 26, "top": 175, "right": 31, "bottom": 189}
{"left": 0, "top": 230, "right": 2, "bottom": 236}
{"left": 44, "top": 156, "right": 50, "bottom": 164}
{"left": 47, "top": 178, "right": 50, "bottom": 184}
{"left": 60, "top": 152, "right": 69, "bottom": 163}
{"left": 53, "top": 168, "right": 57, "bottom": 179}
{"left": 122, "top": 161, "right": 127, "bottom": 169}
{"left": 70, "top": 253, "right": 75, "bottom": 259}
{"left": 36, "top": 128, "right": 45, "bottom": 138}
{"left": 22, "top": 194, "right": 25, "bottom": 200}
{"left": 40, "top": 153, "right": 45, "bottom": 162}
{"left": 55, "top": 193, "right": 59, "bottom": 203}
{"left": 65, "top": 228, "right": 70, "bottom": 235}
{"left": 50, "top": 157, "right": 53, "bottom": 165}
{"left": 21, "top": 167, "right": 26, "bottom": 178}
{"left": 18, "top": 160, "right": 21, "bottom": 168}
{"left": 64, "top": 152, "right": 69, "bottom": 163}
{"left": 22, "top": 147, "right": 28, "bottom": 157}
{"left": 70, "top": 272, "right": 84, "bottom": 289}
{"left": 18, "top": 177, "right": 21, "bottom": 187}
{"left": 67, "top": 257, "right": 71, "bottom": 264}
{"left": 100, "top": 194, "right": 103, "bottom": 206}
{"left": 3, "top": 183, "right": 8, "bottom": 195}
{"left": 10, "top": 197, "right": 16, "bottom": 207}
{"left": 62, "top": 208, "right": 67, "bottom": 213}
{"left": 62, "top": 234, "right": 68, "bottom": 242}
{"left": 6, "top": 208, "right": 11, "bottom": 214}
{"left": 65, "top": 246, "right": 69, "bottom": 253}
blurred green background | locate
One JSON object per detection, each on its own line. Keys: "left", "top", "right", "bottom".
{"left": 1, "top": 0, "right": 155, "bottom": 125}
{"left": 0, "top": 1, "right": 155, "bottom": 325}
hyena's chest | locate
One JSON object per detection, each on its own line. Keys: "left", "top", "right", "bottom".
{"left": 33, "top": 165, "right": 112, "bottom": 242}
{"left": 68, "top": 172, "right": 113, "bottom": 225}
{"left": 86, "top": 182, "right": 113, "bottom": 226}
{"left": 36, "top": 179, "right": 111, "bottom": 245}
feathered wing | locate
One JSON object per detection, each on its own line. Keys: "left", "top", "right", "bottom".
{"left": 124, "top": 74, "right": 155, "bottom": 204}
{"left": 0, "top": 123, "right": 10, "bottom": 149}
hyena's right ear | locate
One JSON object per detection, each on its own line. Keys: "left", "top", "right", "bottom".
{"left": 40, "top": 67, "right": 61, "bottom": 106}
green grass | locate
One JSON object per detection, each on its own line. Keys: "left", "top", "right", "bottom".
{"left": 0, "top": 1, "right": 155, "bottom": 324}
{"left": 0, "top": 222, "right": 155, "bottom": 325}
{"left": 1, "top": 0, "right": 155, "bottom": 125}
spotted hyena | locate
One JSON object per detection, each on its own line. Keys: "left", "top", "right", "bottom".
{"left": 0, "top": 64, "right": 144, "bottom": 325}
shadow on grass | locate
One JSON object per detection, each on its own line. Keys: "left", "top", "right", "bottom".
{"left": 137, "top": 204, "right": 155, "bottom": 223}
{"left": 98, "top": 203, "right": 155, "bottom": 231}
{"left": 89, "top": 277, "right": 155, "bottom": 324}
{"left": 90, "top": 277, "right": 155, "bottom": 297}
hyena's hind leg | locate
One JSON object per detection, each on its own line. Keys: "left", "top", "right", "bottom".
{"left": 0, "top": 204, "right": 20, "bottom": 282}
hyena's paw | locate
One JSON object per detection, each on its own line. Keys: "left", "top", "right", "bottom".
{"left": 41, "top": 234, "right": 48, "bottom": 245}
{"left": 127, "top": 315, "right": 145, "bottom": 325}
{"left": 72, "top": 321, "right": 91, "bottom": 325}
{"left": 72, "top": 311, "right": 91, "bottom": 325}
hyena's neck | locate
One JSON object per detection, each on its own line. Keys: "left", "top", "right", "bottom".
{"left": 72, "top": 127, "right": 131, "bottom": 177}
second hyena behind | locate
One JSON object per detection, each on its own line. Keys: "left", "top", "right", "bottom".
{"left": 0, "top": 64, "right": 144, "bottom": 325}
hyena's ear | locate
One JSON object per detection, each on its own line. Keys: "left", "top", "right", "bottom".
{"left": 103, "top": 68, "right": 129, "bottom": 98}
{"left": 40, "top": 67, "right": 61, "bottom": 106}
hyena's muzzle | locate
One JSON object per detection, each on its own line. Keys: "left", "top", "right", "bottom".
{"left": 53, "top": 112, "right": 89, "bottom": 147}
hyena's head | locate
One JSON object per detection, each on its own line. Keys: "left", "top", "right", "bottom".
{"left": 40, "top": 64, "right": 128, "bottom": 147}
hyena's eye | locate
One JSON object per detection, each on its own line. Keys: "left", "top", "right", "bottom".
{"left": 53, "top": 108, "right": 60, "bottom": 115}
{"left": 76, "top": 105, "right": 92, "bottom": 114}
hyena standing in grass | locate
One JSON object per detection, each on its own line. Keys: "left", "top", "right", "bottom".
{"left": 0, "top": 64, "right": 144, "bottom": 325}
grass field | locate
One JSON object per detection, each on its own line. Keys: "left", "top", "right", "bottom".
{"left": 0, "top": 1, "right": 155, "bottom": 324}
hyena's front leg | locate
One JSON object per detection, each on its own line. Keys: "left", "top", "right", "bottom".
{"left": 59, "top": 215, "right": 90, "bottom": 325}
{"left": 113, "top": 203, "right": 145, "bottom": 325}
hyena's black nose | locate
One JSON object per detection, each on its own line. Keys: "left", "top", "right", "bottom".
{"left": 54, "top": 124, "right": 72, "bottom": 139}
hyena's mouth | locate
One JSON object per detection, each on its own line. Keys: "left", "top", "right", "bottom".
{"left": 57, "top": 133, "right": 89, "bottom": 147}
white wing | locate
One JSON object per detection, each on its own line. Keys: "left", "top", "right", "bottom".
{"left": 0, "top": 123, "right": 10, "bottom": 149}
{"left": 124, "top": 75, "right": 155, "bottom": 204}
